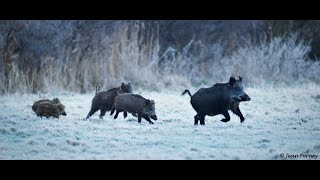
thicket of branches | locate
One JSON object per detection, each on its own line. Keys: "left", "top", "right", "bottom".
{"left": 0, "top": 20, "right": 320, "bottom": 94}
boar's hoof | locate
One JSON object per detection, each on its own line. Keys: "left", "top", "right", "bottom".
{"left": 149, "top": 121, "right": 154, "bottom": 125}
{"left": 240, "top": 118, "right": 245, "bottom": 123}
{"left": 194, "top": 120, "right": 199, "bottom": 126}
{"left": 221, "top": 119, "right": 230, "bottom": 123}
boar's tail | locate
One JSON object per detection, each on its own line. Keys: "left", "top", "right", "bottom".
{"left": 182, "top": 89, "right": 192, "bottom": 97}
{"left": 94, "top": 84, "right": 99, "bottom": 95}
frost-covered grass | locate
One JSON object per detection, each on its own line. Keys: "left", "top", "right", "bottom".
{"left": 1, "top": 85, "right": 320, "bottom": 160}
{"left": 3, "top": 31, "right": 320, "bottom": 94}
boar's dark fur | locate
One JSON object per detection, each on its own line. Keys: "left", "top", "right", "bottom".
{"left": 32, "top": 98, "right": 66, "bottom": 118}
{"left": 111, "top": 93, "right": 157, "bottom": 124}
{"left": 182, "top": 76, "right": 250, "bottom": 125}
{"left": 86, "top": 83, "right": 133, "bottom": 119}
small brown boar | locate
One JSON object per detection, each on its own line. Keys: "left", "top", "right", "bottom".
{"left": 32, "top": 98, "right": 61, "bottom": 112}
{"left": 111, "top": 93, "right": 157, "bottom": 124}
{"left": 32, "top": 98, "right": 66, "bottom": 118}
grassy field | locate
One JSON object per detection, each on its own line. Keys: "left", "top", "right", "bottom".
{"left": 1, "top": 85, "right": 320, "bottom": 160}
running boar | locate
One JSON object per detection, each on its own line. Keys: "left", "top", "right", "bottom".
{"left": 182, "top": 76, "right": 250, "bottom": 125}
{"left": 32, "top": 99, "right": 67, "bottom": 118}
{"left": 110, "top": 93, "right": 157, "bottom": 124}
{"left": 86, "top": 82, "right": 133, "bottom": 119}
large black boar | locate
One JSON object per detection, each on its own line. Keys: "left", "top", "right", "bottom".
{"left": 110, "top": 93, "right": 157, "bottom": 124}
{"left": 86, "top": 83, "right": 133, "bottom": 119}
{"left": 182, "top": 76, "right": 250, "bottom": 125}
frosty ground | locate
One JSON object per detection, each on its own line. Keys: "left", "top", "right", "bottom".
{"left": 1, "top": 85, "right": 320, "bottom": 160}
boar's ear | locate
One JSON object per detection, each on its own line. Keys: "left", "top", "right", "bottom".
{"left": 150, "top": 100, "right": 155, "bottom": 105}
{"left": 146, "top": 99, "right": 151, "bottom": 105}
{"left": 121, "top": 82, "right": 125, "bottom": 86}
{"left": 239, "top": 76, "right": 242, "bottom": 82}
{"left": 229, "top": 77, "right": 236, "bottom": 86}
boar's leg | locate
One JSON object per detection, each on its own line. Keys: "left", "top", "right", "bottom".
{"left": 114, "top": 110, "right": 121, "bottom": 119}
{"left": 199, "top": 114, "right": 206, "bottom": 125}
{"left": 123, "top": 111, "right": 128, "bottom": 118}
{"left": 99, "top": 107, "right": 108, "bottom": 119}
{"left": 194, "top": 114, "right": 199, "bottom": 125}
{"left": 231, "top": 106, "right": 245, "bottom": 123}
{"left": 110, "top": 108, "right": 115, "bottom": 115}
{"left": 138, "top": 114, "right": 142, "bottom": 123}
{"left": 143, "top": 115, "right": 154, "bottom": 124}
{"left": 194, "top": 113, "right": 205, "bottom": 125}
{"left": 86, "top": 106, "right": 100, "bottom": 119}
{"left": 221, "top": 111, "right": 230, "bottom": 123}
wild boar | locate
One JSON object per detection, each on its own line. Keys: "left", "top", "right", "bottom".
{"left": 32, "top": 99, "right": 67, "bottom": 118}
{"left": 182, "top": 76, "right": 250, "bottom": 125}
{"left": 111, "top": 93, "right": 157, "bottom": 124}
{"left": 86, "top": 82, "right": 133, "bottom": 119}
{"left": 32, "top": 98, "right": 61, "bottom": 112}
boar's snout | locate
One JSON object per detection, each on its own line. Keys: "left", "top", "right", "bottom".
{"left": 241, "top": 94, "right": 251, "bottom": 101}
{"left": 150, "top": 115, "right": 157, "bottom": 120}
{"left": 62, "top": 112, "right": 67, "bottom": 116}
